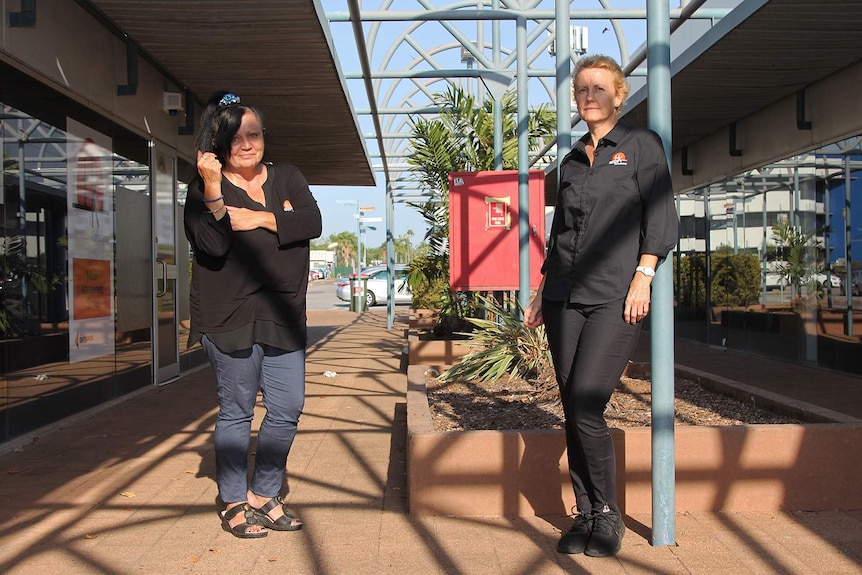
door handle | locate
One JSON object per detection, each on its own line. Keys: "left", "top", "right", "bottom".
{"left": 156, "top": 258, "right": 168, "bottom": 297}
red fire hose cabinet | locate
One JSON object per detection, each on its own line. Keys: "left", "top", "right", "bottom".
{"left": 448, "top": 170, "right": 546, "bottom": 291}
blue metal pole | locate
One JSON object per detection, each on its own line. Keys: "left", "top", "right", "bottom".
{"left": 493, "top": 0, "right": 503, "bottom": 170}
{"left": 555, "top": 0, "right": 572, "bottom": 163}
{"left": 647, "top": 0, "right": 675, "bottom": 547}
{"left": 845, "top": 154, "right": 854, "bottom": 337}
{"left": 386, "top": 181, "right": 395, "bottom": 329}
{"left": 516, "top": 16, "right": 530, "bottom": 311}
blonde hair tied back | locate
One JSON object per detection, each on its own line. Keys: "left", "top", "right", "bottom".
{"left": 573, "top": 54, "right": 630, "bottom": 113}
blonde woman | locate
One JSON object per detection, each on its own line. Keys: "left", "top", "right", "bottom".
{"left": 525, "top": 55, "right": 678, "bottom": 557}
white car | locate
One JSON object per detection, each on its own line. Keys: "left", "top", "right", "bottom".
{"left": 812, "top": 273, "right": 841, "bottom": 290}
{"left": 335, "top": 264, "right": 412, "bottom": 307}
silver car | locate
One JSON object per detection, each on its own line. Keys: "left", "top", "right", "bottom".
{"left": 335, "top": 264, "right": 412, "bottom": 307}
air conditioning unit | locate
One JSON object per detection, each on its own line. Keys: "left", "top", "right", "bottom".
{"left": 163, "top": 92, "right": 184, "bottom": 114}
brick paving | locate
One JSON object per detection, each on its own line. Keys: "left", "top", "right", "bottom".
{"left": 0, "top": 309, "right": 859, "bottom": 574}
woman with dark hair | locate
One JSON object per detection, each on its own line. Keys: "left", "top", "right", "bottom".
{"left": 524, "top": 55, "right": 678, "bottom": 557}
{"left": 184, "top": 91, "right": 322, "bottom": 538}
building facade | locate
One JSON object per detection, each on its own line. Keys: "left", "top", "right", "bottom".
{"left": 1, "top": 2, "right": 206, "bottom": 445}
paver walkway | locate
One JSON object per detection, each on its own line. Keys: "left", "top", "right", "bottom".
{"left": 0, "top": 309, "right": 859, "bottom": 574}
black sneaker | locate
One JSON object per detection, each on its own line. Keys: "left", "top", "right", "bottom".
{"left": 584, "top": 505, "right": 625, "bottom": 557}
{"left": 557, "top": 512, "right": 593, "bottom": 554}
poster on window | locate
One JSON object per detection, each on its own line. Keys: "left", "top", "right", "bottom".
{"left": 67, "top": 118, "right": 115, "bottom": 363}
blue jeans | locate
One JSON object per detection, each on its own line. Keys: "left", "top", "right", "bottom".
{"left": 201, "top": 335, "right": 305, "bottom": 504}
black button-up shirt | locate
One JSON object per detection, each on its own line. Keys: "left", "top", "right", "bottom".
{"left": 541, "top": 122, "right": 678, "bottom": 304}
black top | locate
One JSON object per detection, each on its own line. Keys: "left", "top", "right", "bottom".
{"left": 542, "top": 122, "right": 678, "bottom": 304}
{"left": 184, "top": 162, "right": 322, "bottom": 352}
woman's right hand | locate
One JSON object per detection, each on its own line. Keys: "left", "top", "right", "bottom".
{"left": 196, "top": 150, "right": 223, "bottom": 188}
{"left": 524, "top": 296, "right": 544, "bottom": 328}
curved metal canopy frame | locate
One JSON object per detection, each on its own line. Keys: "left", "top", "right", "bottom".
{"left": 326, "top": 0, "right": 718, "bottom": 317}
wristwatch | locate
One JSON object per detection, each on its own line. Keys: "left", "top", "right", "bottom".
{"left": 636, "top": 265, "right": 656, "bottom": 277}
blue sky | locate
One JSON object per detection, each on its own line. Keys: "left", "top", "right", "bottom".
{"left": 310, "top": 0, "right": 649, "bottom": 249}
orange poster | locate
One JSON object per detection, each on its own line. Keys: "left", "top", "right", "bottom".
{"left": 72, "top": 258, "right": 112, "bottom": 320}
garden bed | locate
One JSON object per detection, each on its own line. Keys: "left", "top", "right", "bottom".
{"left": 406, "top": 361, "right": 862, "bottom": 517}
{"left": 425, "top": 371, "right": 803, "bottom": 432}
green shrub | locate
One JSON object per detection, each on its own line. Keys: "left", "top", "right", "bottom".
{"left": 710, "top": 253, "right": 762, "bottom": 307}
{"left": 674, "top": 251, "right": 761, "bottom": 309}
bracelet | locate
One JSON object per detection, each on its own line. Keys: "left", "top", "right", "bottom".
{"left": 209, "top": 204, "right": 227, "bottom": 216}
{"left": 202, "top": 194, "right": 224, "bottom": 203}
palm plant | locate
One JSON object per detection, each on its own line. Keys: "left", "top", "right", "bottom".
{"left": 771, "top": 218, "right": 824, "bottom": 305}
{"left": 406, "top": 84, "right": 556, "bottom": 332}
{"left": 438, "top": 295, "right": 555, "bottom": 399}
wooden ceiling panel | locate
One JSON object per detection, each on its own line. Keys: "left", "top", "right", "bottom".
{"left": 88, "top": 0, "right": 373, "bottom": 186}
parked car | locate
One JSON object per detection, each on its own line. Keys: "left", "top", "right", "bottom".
{"left": 335, "top": 264, "right": 411, "bottom": 307}
{"left": 839, "top": 270, "right": 862, "bottom": 296}
{"left": 766, "top": 272, "right": 840, "bottom": 291}
{"left": 813, "top": 273, "right": 842, "bottom": 290}
{"left": 764, "top": 272, "right": 787, "bottom": 291}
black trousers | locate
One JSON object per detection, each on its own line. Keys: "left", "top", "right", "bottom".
{"left": 542, "top": 297, "right": 641, "bottom": 514}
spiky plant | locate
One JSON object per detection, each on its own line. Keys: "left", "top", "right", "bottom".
{"left": 438, "top": 295, "right": 555, "bottom": 399}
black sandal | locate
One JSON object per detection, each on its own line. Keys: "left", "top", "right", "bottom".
{"left": 221, "top": 503, "right": 268, "bottom": 539}
{"left": 252, "top": 496, "right": 303, "bottom": 531}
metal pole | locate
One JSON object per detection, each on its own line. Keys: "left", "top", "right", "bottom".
{"left": 845, "top": 153, "right": 854, "bottom": 337}
{"left": 355, "top": 205, "right": 362, "bottom": 313}
{"left": 793, "top": 163, "right": 800, "bottom": 229}
{"left": 555, "top": 0, "right": 572, "bottom": 175}
{"left": 647, "top": 0, "right": 675, "bottom": 547}
{"left": 823, "top": 156, "right": 833, "bottom": 308}
{"left": 492, "top": 0, "right": 503, "bottom": 170}
{"left": 355, "top": 205, "right": 361, "bottom": 276}
{"left": 733, "top": 196, "right": 739, "bottom": 255}
{"left": 475, "top": 0, "right": 483, "bottom": 105}
{"left": 762, "top": 190, "right": 768, "bottom": 303}
{"left": 386, "top": 181, "right": 395, "bottom": 329}
{"left": 675, "top": 194, "right": 682, "bottom": 306}
{"left": 704, "top": 189, "right": 712, "bottom": 345}
{"left": 327, "top": 8, "right": 731, "bottom": 22}
{"left": 516, "top": 15, "right": 530, "bottom": 311}
{"left": 18, "top": 140, "right": 29, "bottom": 331}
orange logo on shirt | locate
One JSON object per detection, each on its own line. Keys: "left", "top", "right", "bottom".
{"left": 609, "top": 152, "right": 628, "bottom": 166}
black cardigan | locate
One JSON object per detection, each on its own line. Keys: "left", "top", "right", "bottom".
{"left": 184, "top": 163, "right": 322, "bottom": 352}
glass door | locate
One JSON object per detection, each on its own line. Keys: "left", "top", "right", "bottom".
{"left": 152, "top": 144, "right": 179, "bottom": 384}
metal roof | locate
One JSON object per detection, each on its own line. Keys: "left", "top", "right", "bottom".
{"left": 86, "top": 0, "right": 374, "bottom": 186}
{"left": 621, "top": 0, "right": 862, "bottom": 151}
